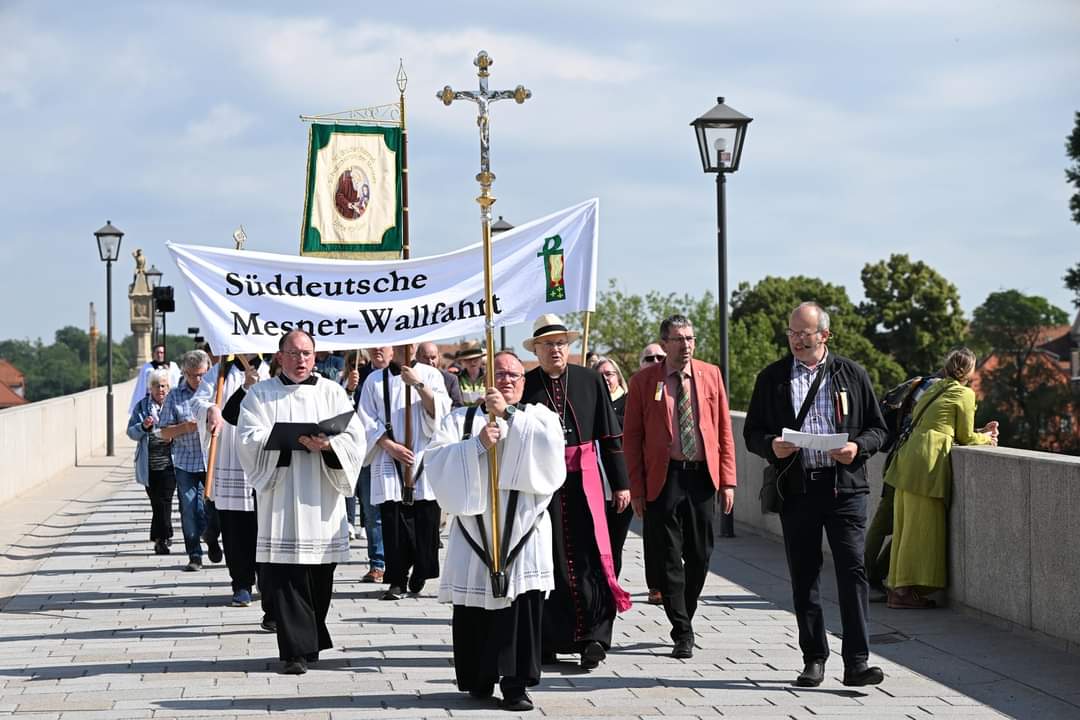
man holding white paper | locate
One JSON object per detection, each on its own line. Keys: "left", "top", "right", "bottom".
{"left": 744, "top": 302, "right": 888, "bottom": 689}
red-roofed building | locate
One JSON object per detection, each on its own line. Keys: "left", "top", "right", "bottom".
{"left": 970, "top": 312, "right": 1080, "bottom": 453}
{"left": 0, "top": 359, "right": 27, "bottom": 409}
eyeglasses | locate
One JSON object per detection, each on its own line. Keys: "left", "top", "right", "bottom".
{"left": 641, "top": 354, "right": 665, "bottom": 363}
{"left": 663, "top": 336, "right": 695, "bottom": 344}
{"left": 282, "top": 350, "right": 314, "bottom": 359}
{"left": 538, "top": 340, "right": 569, "bottom": 350}
{"left": 785, "top": 329, "right": 820, "bottom": 340}
{"left": 494, "top": 371, "right": 523, "bottom": 382}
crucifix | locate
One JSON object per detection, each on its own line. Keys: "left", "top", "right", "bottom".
{"left": 437, "top": 50, "right": 531, "bottom": 598}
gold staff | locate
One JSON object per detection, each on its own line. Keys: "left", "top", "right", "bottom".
{"left": 437, "top": 51, "right": 531, "bottom": 597}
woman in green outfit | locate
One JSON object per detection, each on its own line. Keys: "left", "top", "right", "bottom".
{"left": 883, "top": 348, "right": 998, "bottom": 609}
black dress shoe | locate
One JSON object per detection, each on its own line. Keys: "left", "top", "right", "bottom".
{"left": 843, "top": 663, "right": 884, "bottom": 687}
{"left": 281, "top": 657, "right": 307, "bottom": 675}
{"left": 579, "top": 640, "right": 606, "bottom": 669}
{"left": 467, "top": 682, "right": 494, "bottom": 700}
{"left": 541, "top": 650, "right": 557, "bottom": 665}
{"left": 260, "top": 615, "right": 277, "bottom": 633}
{"left": 154, "top": 540, "right": 170, "bottom": 555}
{"left": 407, "top": 577, "right": 426, "bottom": 595}
{"left": 381, "top": 586, "right": 404, "bottom": 601}
{"left": 500, "top": 690, "right": 534, "bottom": 712}
{"left": 671, "top": 639, "right": 694, "bottom": 659}
{"left": 795, "top": 659, "right": 825, "bottom": 687}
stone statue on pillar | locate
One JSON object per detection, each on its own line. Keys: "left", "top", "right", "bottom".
{"left": 128, "top": 249, "right": 153, "bottom": 370}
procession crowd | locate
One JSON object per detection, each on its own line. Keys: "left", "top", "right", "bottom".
{"left": 125, "top": 301, "right": 997, "bottom": 712}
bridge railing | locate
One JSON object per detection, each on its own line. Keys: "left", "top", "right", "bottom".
{"left": 0, "top": 379, "right": 135, "bottom": 505}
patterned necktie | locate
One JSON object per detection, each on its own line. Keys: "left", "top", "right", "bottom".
{"left": 678, "top": 373, "right": 697, "bottom": 459}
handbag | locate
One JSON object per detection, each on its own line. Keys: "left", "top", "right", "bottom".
{"left": 760, "top": 359, "right": 830, "bottom": 514}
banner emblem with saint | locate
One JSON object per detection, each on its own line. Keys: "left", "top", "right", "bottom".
{"left": 301, "top": 124, "right": 403, "bottom": 257}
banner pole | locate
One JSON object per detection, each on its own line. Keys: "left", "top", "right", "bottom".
{"left": 397, "top": 61, "right": 416, "bottom": 505}
{"left": 438, "top": 51, "right": 531, "bottom": 597}
{"left": 580, "top": 311, "right": 591, "bottom": 366}
{"left": 203, "top": 354, "right": 231, "bottom": 500}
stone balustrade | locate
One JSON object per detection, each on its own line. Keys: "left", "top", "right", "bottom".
{"left": 0, "top": 380, "right": 135, "bottom": 505}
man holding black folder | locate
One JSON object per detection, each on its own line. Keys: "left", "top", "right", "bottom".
{"left": 236, "top": 330, "right": 366, "bottom": 675}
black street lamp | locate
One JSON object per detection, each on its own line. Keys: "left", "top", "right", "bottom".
{"left": 94, "top": 220, "right": 124, "bottom": 457}
{"left": 491, "top": 215, "right": 515, "bottom": 350}
{"left": 692, "top": 97, "right": 751, "bottom": 539}
{"left": 691, "top": 97, "right": 751, "bottom": 390}
{"left": 145, "top": 264, "right": 162, "bottom": 347}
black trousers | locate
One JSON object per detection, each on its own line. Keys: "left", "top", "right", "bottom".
{"left": 218, "top": 508, "right": 270, "bottom": 615}
{"left": 779, "top": 485, "right": 870, "bottom": 665}
{"left": 453, "top": 590, "right": 543, "bottom": 697}
{"left": 379, "top": 499, "right": 441, "bottom": 590}
{"left": 261, "top": 562, "right": 336, "bottom": 661}
{"left": 145, "top": 467, "right": 176, "bottom": 542}
{"left": 605, "top": 503, "right": 633, "bottom": 578}
{"left": 644, "top": 465, "right": 716, "bottom": 643}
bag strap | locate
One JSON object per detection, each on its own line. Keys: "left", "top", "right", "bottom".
{"left": 906, "top": 380, "right": 945, "bottom": 434}
{"left": 793, "top": 356, "right": 830, "bottom": 429}
{"left": 454, "top": 402, "right": 532, "bottom": 579}
{"left": 382, "top": 367, "right": 405, "bottom": 487}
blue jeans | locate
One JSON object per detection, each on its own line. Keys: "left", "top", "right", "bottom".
{"left": 357, "top": 466, "right": 384, "bottom": 570}
{"left": 175, "top": 468, "right": 208, "bottom": 560}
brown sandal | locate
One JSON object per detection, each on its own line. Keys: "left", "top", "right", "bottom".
{"left": 887, "top": 588, "right": 937, "bottom": 609}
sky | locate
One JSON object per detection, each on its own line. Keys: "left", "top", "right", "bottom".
{"left": 1, "top": 0, "right": 1078, "bottom": 355}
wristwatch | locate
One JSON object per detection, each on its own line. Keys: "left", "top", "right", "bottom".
{"left": 412, "top": 382, "right": 425, "bottom": 391}
{"left": 503, "top": 404, "right": 517, "bottom": 420}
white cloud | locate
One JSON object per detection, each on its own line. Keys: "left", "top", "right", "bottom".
{"left": 183, "top": 103, "right": 257, "bottom": 146}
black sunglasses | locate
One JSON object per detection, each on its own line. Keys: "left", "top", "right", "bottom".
{"left": 642, "top": 354, "right": 665, "bottom": 363}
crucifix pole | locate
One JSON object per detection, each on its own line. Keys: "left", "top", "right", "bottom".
{"left": 438, "top": 50, "right": 531, "bottom": 598}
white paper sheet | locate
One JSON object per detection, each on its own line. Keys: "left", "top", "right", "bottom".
{"left": 781, "top": 428, "right": 848, "bottom": 451}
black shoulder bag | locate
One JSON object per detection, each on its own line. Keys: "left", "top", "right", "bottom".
{"left": 882, "top": 382, "right": 941, "bottom": 476}
{"left": 760, "top": 360, "right": 830, "bottom": 514}
{"left": 452, "top": 404, "right": 535, "bottom": 599}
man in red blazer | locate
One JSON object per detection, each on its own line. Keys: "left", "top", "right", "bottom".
{"left": 624, "top": 314, "right": 737, "bottom": 659}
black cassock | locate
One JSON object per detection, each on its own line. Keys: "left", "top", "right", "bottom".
{"left": 521, "top": 364, "right": 629, "bottom": 653}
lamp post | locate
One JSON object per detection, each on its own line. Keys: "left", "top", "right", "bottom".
{"left": 692, "top": 97, "right": 751, "bottom": 539}
{"left": 94, "top": 221, "right": 124, "bottom": 457}
{"left": 145, "top": 264, "right": 162, "bottom": 347}
{"left": 491, "top": 215, "right": 515, "bottom": 350}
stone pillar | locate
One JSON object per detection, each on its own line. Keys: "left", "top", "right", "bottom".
{"left": 128, "top": 248, "right": 153, "bottom": 370}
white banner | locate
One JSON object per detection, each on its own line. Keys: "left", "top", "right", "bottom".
{"left": 167, "top": 199, "right": 599, "bottom": 355}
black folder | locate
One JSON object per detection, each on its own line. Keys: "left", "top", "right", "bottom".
{"left": 264, "top": 410, "right": 355, "bottom": 452}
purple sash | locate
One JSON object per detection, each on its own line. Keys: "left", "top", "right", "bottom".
{"left": 565, "top": 442, "right": 632, "bottom": 613}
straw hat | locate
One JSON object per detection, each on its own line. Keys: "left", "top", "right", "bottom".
{"left": 522, "top": 313, "right": 580, "bottom": 353}
{"left": 455, "top": 340, "right": 485, "bottom": 361}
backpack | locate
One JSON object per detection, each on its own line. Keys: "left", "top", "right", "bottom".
{"left": 879, "top": 375, "right": 938, "bottom": 452}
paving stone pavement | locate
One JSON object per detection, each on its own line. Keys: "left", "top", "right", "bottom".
{"left": 1, "top": 444, "right": 1078, "bottom": 719}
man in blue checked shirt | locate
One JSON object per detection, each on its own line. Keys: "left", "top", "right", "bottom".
{"left": 159, "top": 349, "right": 223, "bottom": 572}
{"left": 744, "top": 302, "right": 888, "bottom": 690}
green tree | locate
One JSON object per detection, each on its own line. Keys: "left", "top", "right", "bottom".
{"left": 730, "top": 275, "right": 905, "bottom": 392}
{"left": 970, "top": 290, "right": 1074, "bottom": 451}
{"left": 1065, "top": 112, "right": 1080, "bottom": 307}
{"left": 1067, "top": 110, "right": 1080, "bottom": 224}
{"left": 728, "top": 313, "right": 781, "bottom": 411}
{"left": 859, "top": 254, "right": 967, "bottom": 376}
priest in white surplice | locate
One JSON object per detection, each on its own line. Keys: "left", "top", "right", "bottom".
{"left": 425, "top": 351, "right": 566, "bottom": 712}
{"left": 237, "top": 330, "right": 366, "bottom": 675}
{"left": 358, "top": 344, "right": 451, "bottom": 600}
